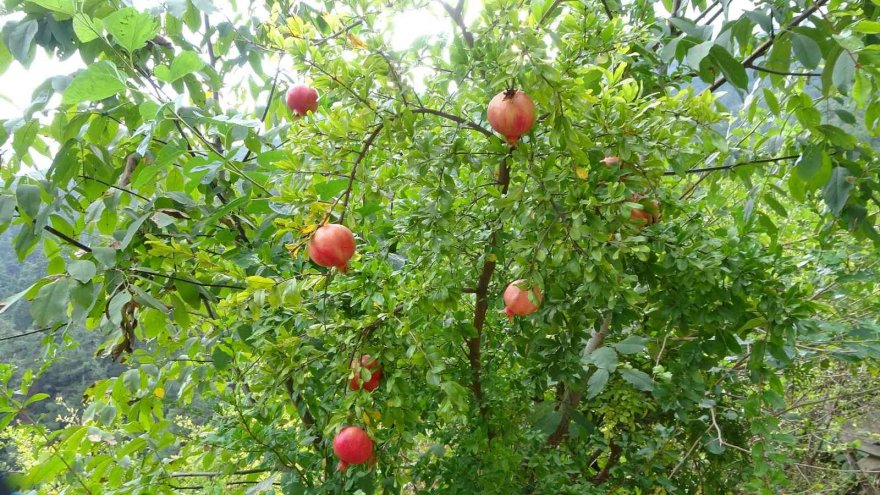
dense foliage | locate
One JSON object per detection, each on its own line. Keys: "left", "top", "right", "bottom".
{"left": 1, "top": 0, "right": 879, "bottom": 493}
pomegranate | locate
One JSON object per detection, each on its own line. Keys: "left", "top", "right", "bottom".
{"left": 350, "top": 355, "right": 382, "bottom": 392}
{"left": 286, "top": 83, "right": 319, "bottom": 116}
{"left": 601, "top": 156, "right": 621, "bottom": 166}
{"left": 307, "top": 224, "right": 355, "bottom": 272}
{"left": 503, "top": 279, "right": 543, "bottom": 318}
{"left": 487, "top": 89, "right": 535, "bottom": 145}
{"left": 629, "top": 199, "right": 660, "bottom": 227}
{"left": 333, "top": 426, "right": 374, "bottom": 465}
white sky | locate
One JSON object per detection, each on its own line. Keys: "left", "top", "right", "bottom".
{"left": 0, "top": 0, "right": 747, "bottom": 121}
{"left": 0, "top": 1, "right": 481, "bottom": 120}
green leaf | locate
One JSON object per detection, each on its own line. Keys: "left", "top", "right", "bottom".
{"left": 92, "top": 247, "right": 117, "bottom": 269}
{"left": 0, "top": 38, "right": 13, "bottom": 76}
{"left": 154, "top": 51, "right": 206, "bottom": 83}
{"left": 103, "top": 7, "right": 160, "bottom": 53}
{"left": 107, "top": 292, "right": 131, "bottom": 325}
{"left": 62, "top": 62, "right": 126, "bottom": 105}
{"left": 48, "top": 141, "right": 79, "bottom": 186}
{"left": 791, "top": 33, "right": 821, "bottom": 69}
{"left": 612, "top": 335, "right": 648, "bottom": 355}
{"left": 686, "top": 40, "right": 714, "bottom": 68}
{"left": 709, "top": 45, "right": 748, "bottom": 89}
{"left": 16, "top": 184, "right": 40, "bottom": 218}
{"left": 30, "top": 279, "right": 70, "bottom": 327}
{"left": 619, "top": 369, "right": 654, "bottom": 392}
{"left": 795, "top": 146, "right": 831, "bottom": 190}
{"left": 822, "top": 167, "right": 854, "bottom": 217}
{"left": 853, "top": 20, "right": 880, "bottom": 34}
{"left": 122, "top": 369, "right": 140, "bottom": 393}
{"left": 72, "top": 13, "right": 102, "bottom": 43}
{"left": 0, "top": 195, "right": 16, "bottom": 225}
{"left": 119, "top": 212, "right": 151, "bottom": 250}
{"left": 832, "top": 52, "right": 857, "bottom": 93}
{"left": 23, "top": 392, "right": 49, "bottom": 406}
{"left": 586, "top": 368, "right": 610, "bottom": 399}
{"left": 314, "top": 179, "right": 350, "bottom": 201}
{"left": 212, "top": 346, "right": 232, "bottom": 370}
{"left": 588, "top": 347, "right": 618, "bottom": 372}
{"left": 27, "top": 0, "right": 75, "bottom": 15}
{"left": 2, "top": 19, "right": 38, "bottom": 65}
{"left": 67, "top": 260, "right": 96, "bottom": 283}
{"left": 763, "top": 88, "right": 780, "bottom": 115}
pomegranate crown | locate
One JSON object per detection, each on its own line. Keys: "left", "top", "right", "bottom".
{"left": 503, "top": 88, "right": 518, "bottom": 99}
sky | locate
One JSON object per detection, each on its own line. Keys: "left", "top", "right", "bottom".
{"left": 0, "top": 0, "right": 750, "bottom": 121}
{"left": 0, "top": 1, "right": 482, "bottom": 120}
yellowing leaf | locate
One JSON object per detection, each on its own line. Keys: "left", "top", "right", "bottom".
{"left": 487, "top": 253, "right": 497, "bottom": 262}
{"left": 154, "top": 387, "right": 165, "bottom": 399}
{"left": 300, "top": 223, "right": 318, "bottom": 234}
{"left": 575, "top": 166, "right": 589, "bottom": 180}
{"left": 349, "top": 33, "right": 366, "bottom": 49}
{"left": 246, "top": 276, "right": 276, "bottom": 289}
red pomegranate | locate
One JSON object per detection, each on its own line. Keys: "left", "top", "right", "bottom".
{"left": 350, "top": 355, "right": 382, "bottom": 392}
{"left": 629, "top": 199, "right": 660, "bottom": 227}
{"left": 503, "top": 279, "right": 543, "bottom": 318}
{"left": 286, "top": 83, "right": 319, "bottom": 116}
{"left": 487, "top": 89, "right": 535, "bottom": 145}
{"left": 333, "top": 426, "right": 374, "bottom": 465}
{"left": 307, "top": 224, "right": 356, "bottom": 272}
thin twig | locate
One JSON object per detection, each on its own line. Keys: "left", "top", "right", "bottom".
{"left": 709, "top": 0, "right": 830, "bottom": 91}
{"left": 337, "top": 123, "right": 384, "bottom": 224}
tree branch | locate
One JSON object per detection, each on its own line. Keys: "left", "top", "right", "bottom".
{"left": 547, "top": 313, "right": 613, "bottom": 446}
{"left": 43, "top": 225, "right": 92, "bottom": 253}
{"left": 590, "top": 442, "right": 622, "bottom": 484}
{"left": 0, "top": 325, "right": 61, "bottom": 343}
{"left": 337, "top": 123, "right": 384, "bottom": 224}
{"left": 663, "top": 154, "right": 800, "bottom": 175}
{"left": 412, "top": 108, "right": 494, "bottom": 139}
{"left": 80, "top": 175, "right": 150, "bottom": 201}
{"left": 466, "top": 153, "right": 512, "bottom": 437}
{"left": 439, "top": 0, "right": 474, "bottom": 48}
{"left": 129, "top": 269, "right": 244, "bottom": 290}
{"left": 709, "top": 0, "right": 830, "bottom": 92}
{"left": 747, "top": 64, "right": 821, "bottom": 77}
{"left": 168, "top": 469, "right": 270, "bottom": 478}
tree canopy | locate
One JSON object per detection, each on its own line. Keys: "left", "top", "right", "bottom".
{"left": 1, "top": 0, "right": 880, "bottom": 493}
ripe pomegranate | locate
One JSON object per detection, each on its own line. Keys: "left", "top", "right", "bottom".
{"left": 629, "top": 199, "right": 660, "bottom": 227}
{"left": 503, "top": 279, "right": 543, "bottom": 318}
{"left": 286, "top": 83, "right": 319, "bottom": 116}
{"left": 333, "top": 426, "right": 374, "bottom": 465}
{"left": 350, "top": 355, "right": 382, "bottom": 392}
{"left": 307, "top": 224, "right": 356, "bottom": 272}
{"left": 487, "top": 89, "right": 535, "bottom": 145}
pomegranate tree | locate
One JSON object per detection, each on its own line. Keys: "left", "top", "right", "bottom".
{"left": 350, "top": 355, "right": 382, "bottom": 392}
{"left": 307, "top": 224, "right": 356, "bottom": 272}
{"left": 285, "top": 83, "right": 319, "bottom": 116}
{"left": 487, "top": 89, "right": 535, "bottom": 145}
{"left": 333, "top": 426, "right": 374, "bottom": 465}
{"left": 503, "top": 279, "right": 543, "bottom": 318}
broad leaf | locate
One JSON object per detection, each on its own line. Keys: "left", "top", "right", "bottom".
{"left": 103, "top": 7, "right": 160, "bottom": 53}
{"left": 619, "top": 369, "right": 654, "bottom": 392}
{"left": 62, "top": 62, "right": 127, "bottom": 105}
